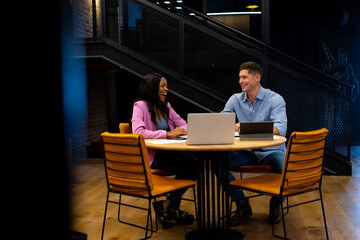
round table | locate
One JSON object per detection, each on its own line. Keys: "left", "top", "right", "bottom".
{"left": 145, "top": 136, "right": 286, "bottom": 152}
{"left": 145, "top": 136, "right": 286, "bottom": 240}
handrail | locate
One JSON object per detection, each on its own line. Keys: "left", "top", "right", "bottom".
{"left": 148, "top": 0, "right": 352, "bottom": 90}
{"left": 100, "top": 36, "right": 228, "bottom": 102}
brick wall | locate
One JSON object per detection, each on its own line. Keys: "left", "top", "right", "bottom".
{"left": 86, "top": 70, "right": 108, "bottom": 147}
{"left": 68, "top": 68, "right": 109, "bottom": 159}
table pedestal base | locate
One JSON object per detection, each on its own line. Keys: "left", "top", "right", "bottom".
{"left": 185, "top": 229, "right": 244, "bottom": 240}
{"left": 189, "top": 152, "right": 243, "bottom": 240}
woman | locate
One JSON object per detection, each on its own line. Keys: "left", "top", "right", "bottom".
{"left": 131, "top": 72, "right": 196, "bottom": 228}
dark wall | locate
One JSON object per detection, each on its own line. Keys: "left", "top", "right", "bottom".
{"left": 270, "top": 0, "right": 360, "bottom": 69}
{"left": 167, "top": 92, "right": 209, "bottom": 121}
{"left": 270, "top": 0, "right": 360, "bottom": 142}
{"left": 107, "top": 70, "right": 143, "bottom": 132}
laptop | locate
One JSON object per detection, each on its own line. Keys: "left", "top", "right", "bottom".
{"left": 239, "top": 121, "right": 274, "bottom": 141}
{"left": 186, "top": 113, "right": 235, "bottom": 145}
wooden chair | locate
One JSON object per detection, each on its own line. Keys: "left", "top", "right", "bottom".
{"left": 119, "top": 123, "right": 196, "bottom": 202}
{"left": 119, "top": 122, "right": 131, "bottom": 134}
{"left": 101, "top": 132, "right": 196, "bottom": 239}
{"left": 119, "top": 123, "right": 176, "bottom": 176}
{"left": 230, "top": 128, "right": 329, "bottom": 240}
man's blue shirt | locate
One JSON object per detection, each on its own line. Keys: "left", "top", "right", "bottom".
{"left": 221, "top": 86, "right": 287, "bottom": 161}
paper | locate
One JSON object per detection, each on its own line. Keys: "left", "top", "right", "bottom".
{"left": 274, "top": 135, "right": 287, "bottom": 142}
{"left": 146, "top": 139, "right": 187, "bottom": 144}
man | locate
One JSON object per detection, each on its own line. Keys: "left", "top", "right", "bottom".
{"left": 221, "top": 62, "right": 287, "bottom": 226}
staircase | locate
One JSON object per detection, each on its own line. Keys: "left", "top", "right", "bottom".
{"left": 71, "top": 0, "right": 353, "bottom": 175}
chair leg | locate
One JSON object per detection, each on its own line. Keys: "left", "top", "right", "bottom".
{"left": 272, "top": 201, "right": 289, "bottom": 240}
{"left": 319, "top": 190, "right": 329, "bottom": 240}
{"left": 117, "top": 193, "right": 155, "bottom": 239}
{"left": 285, "top": 197, "right": 289, "bottom": 214}
{"left": 281, "top": 201, "right": 287, "bottom": 239}
{"left": 101, "top": 191, "right": 110, "bottom": 240}
{"left": 144, "top": 198, "right": 154, "bottom": 239}
{"left": 192, "top": 187, "right": 198, "bottom": 220}
{"left": 117, "top": 194, "right": 122, "bottom": 222}
{"left": 153, "top": 198, "right": 159, "bottom": 232}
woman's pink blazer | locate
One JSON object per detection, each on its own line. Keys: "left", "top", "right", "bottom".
{"left": 131, "top": 100, "right": 187, "bottom": 165}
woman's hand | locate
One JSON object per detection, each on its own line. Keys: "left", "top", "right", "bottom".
{"left": 166, "top": 127, "right": 187, "bottom": 139}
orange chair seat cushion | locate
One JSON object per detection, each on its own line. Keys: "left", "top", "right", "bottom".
{"left": 231, "top": 164, "right": 271, "bottom": 173}
{"left": 151, "top": 168, "right": 173, "bottom": 176}
{"left": 110, "top": 175, "right": 195, "bottom": 198}
{"left": 230, "top": 173, "right": 319, "bottom": 196}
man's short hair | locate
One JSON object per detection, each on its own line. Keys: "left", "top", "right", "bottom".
{"left": 239, "top": 62, "right": 262, "bottom": 76}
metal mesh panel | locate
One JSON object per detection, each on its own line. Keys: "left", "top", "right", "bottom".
{"left": 268, "top": 62, "right": 350, "bottom": 157}
{"left": 183, "top": 24, "right": 261, "bottom": 98}
{"left": 106, "top": 0, "right": 181, "bottom": 70}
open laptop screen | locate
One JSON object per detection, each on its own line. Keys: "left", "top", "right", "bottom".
{"left": 239, "top": 121, "right": 274, "bottom": 141}
{"left": 186, "top": 113, "right": 235, "bottom": 145}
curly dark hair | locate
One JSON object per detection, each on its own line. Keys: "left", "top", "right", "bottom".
{"left": 135, "top": 73, "right": 170, "bottom": 128}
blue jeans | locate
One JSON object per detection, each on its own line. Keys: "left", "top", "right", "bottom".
{"left": 229, "top": 150, "right": 285, "bottom": 204}
{"left": 151, "top": 150, "right": 196, "bottom": 210}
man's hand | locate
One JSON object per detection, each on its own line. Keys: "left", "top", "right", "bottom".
{"left": 273, "top": 126, "right": 279, "bottom": 135}
{"left": 235, "top": 123, "right": 240, "bottom": 132}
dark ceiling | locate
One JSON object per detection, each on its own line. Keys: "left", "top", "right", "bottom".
{"left": 180, "top": 0, "right": 359, "bottom": 29}
{"left": 182, "top": 0, "right": 262, "bottom": 13}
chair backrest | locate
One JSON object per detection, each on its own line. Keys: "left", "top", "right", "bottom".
{"left": 101, "top": 132, "right": 154, "bottom": 195}
{"left": 119, "top": 123, "right": 132, "bottom": 133}
{"left": 280, "top": 128, "right": 329, "bottom": 195}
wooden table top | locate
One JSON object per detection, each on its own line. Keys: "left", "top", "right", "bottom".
{"left": 145, "top": 136, "right": 286, "bottom": 152}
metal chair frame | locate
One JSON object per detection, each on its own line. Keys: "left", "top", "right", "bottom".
{"left": 230, "top": 129, "right": 329, "bottom": 240}
{"left": 101, "top": 133, "right": 196, "bottom": 240}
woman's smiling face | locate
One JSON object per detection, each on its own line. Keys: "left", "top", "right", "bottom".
{"left": 158, "top": 77, "right": 168, "bottom": 102}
